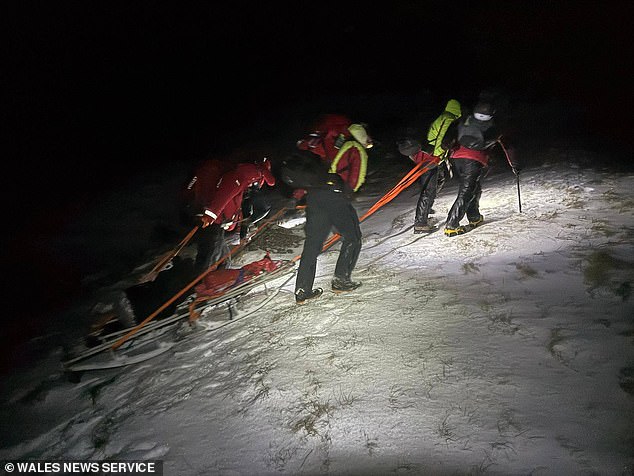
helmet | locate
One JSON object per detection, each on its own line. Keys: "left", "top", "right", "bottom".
{"left": 348, "top": 123, "right": 373, "bottom": 148}
{"left": 473, "top": 102, "right": 494, "bottom": 121}
{"left": 397, "top": 139, "right": 421, "bottom": 157}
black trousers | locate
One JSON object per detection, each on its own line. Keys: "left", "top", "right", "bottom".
{"left": 296, "top": 189, "right": 362, "bottom": 292}
{"left": 195, "top": 224, "right": 227, "bottom": 273}
{"left": 415, "top": 164, "right": 446, "bottom": 226}
{"left": 180, "top": 203, "right": 229, "bottom": 274}
{"left": 445, "top": 158, "right": 485, "bottom": 229}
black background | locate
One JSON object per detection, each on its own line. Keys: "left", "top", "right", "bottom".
{"left": 5, "top": 2, "right": 632, "bottom": 187}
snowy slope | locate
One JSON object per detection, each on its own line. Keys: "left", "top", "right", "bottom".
{"left": 1, "top": 152, "right": 633, "bottom": 475}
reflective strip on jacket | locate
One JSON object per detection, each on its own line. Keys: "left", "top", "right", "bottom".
{"left": 329, "top": 140, "right": 368, "bottom": 192}
{"left": 204, "top": 163, "right": 274, "bottom": 229}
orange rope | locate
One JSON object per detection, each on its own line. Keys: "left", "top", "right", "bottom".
{"left": 139, "top": 225, "right": 199, "bottom": 283}
{"left": 112, "top": 207, "right": 289, "bottom": 350}
{"left": 114, "top": 161, "right": 434, "bottom": 350}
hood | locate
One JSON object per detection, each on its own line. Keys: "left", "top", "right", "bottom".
{"left": 259, "top": 163, "right": 276, "bottom": 187}
{"left": 348, "top": 123, "right": 373, "bottom": 148}
{"left": 313, "top": 114, "right": 352, "bottom": 137}
{"left": 445, "top": 99, "right": 462, "bottom": 118}
{"left": 237, "top": 163, "right": 276, "bottom": 189}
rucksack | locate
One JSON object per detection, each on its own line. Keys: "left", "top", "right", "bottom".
{"left": 182, "top": 159, "right": 235, "bottom": 208}
{"left": 457, "top": 116, "right": 497, "bottom": 151}
{"left": 280, "top": 150, "right": 332, "bottom": 190}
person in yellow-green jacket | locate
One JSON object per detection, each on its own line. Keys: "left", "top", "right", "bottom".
{"left": 427, "top": 99, "right": 462, "bottom": 158}
{"left": 407, "top": 99, "right": 462, "bottom": 233}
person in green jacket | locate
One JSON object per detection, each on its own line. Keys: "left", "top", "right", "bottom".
{"left": 427, "top": 99, "right": 462, "bottom": 157}
{"left": 409, "top": 99, "right": 462, "bottom": 233}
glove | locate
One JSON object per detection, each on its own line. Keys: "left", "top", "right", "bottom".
{"left": 200, "top": 215, "right": 214, "bottom": 228}
{"left": 325, "top": 173, "right": 345, "bottom": 193}
{"left": 326, "top": 173, "right": 353, "bottom": 199}
{"left": 201, "top": 209, "right": 217, "bottom": 228}
{"left": 292, "top": 189, "right": 307, "bottom": 201}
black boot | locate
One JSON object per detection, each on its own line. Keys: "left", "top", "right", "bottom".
{"left": 332, "top": 277, "right": 362, "bottom": 293}
{"left": 413, "top": 223, "right": 434, "bottom": 234}
{"left": 295, "top": 287, "right": 323, "bottom": 304}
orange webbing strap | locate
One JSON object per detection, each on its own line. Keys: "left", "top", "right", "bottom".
{"left": 112, "top": 207, "right": 289, "bottom": 350}
{"left": 139, "top": 226, "right": 200, "bottom": 284}
{"left": 294, "top": 161, "right": 435, "bottom": 258}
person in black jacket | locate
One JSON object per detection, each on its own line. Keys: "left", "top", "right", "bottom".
{"left": 441, "top": 101, "right": 519, "bottom": 236}
{"left": 280, "top": 151, "right": 362, "bottom": 304}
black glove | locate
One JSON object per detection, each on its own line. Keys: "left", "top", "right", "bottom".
{"left": 325, "top": 173, "right": 345, "bottom": 192}
{"left": 325, "top": 173, "right": 353, "bottom": 198}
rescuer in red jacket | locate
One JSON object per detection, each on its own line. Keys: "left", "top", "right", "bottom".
{"left": 200, "top": 161, "right": 275, "bottom": 228}
{"left": 183, "top": 159, "right": 276, "bottom": 272}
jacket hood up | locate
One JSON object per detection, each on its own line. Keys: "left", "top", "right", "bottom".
{"left": 445, "top": 99, "right": 462, "bottom": 118}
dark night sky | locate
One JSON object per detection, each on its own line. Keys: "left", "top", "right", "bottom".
{"left": 1, "top": 1, "right": 632, "bottom": 372}
{"left": 6, "top": 2, "right": 632, "bottom": 164}
{"left": 3, "top": 1, "right": 633, "bottom": 243}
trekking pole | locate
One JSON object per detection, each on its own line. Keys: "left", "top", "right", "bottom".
{"left": 497, "top": 139, "right": 522, "bottom": 213}
{"left": 112, "top": 206, "right": 289, "bottom": 350}
{"left": 515, "top": 172, "right": 522, "bottom": 213}
{"left": 138, "top": 226, "right": 199, "bottom": 284}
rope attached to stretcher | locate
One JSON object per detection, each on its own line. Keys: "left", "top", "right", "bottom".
{"left": 114, "top": 162, "right": 434, "bottom": 350}
{"left": 112, "top": 207, "right": 289, "bottom": 350}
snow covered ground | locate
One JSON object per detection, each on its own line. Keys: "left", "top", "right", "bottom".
{"left": 1, "top": 146, "right": 633, "bottom": 475}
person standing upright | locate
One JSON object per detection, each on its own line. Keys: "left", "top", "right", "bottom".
{"left": 406, "top": 99, "right": 462, "bottom": 234}
{"left": 441, "top": 101, "right": 500, "bottom": 236}
{"left": 280, "top": 151, "right": 363, "bottom": 304}
{"left": 426, "top": 99, "right": 461, "bottom": 205}
{"left": 427, "top": 99, "right": 462, "bottom": 159}
{"left": 397, "top": 138, "right": 441, "bottom": 233}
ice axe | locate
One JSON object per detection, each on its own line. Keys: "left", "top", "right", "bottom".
{"left": 138, "top": 225, "right": 199, "bottom": 283}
